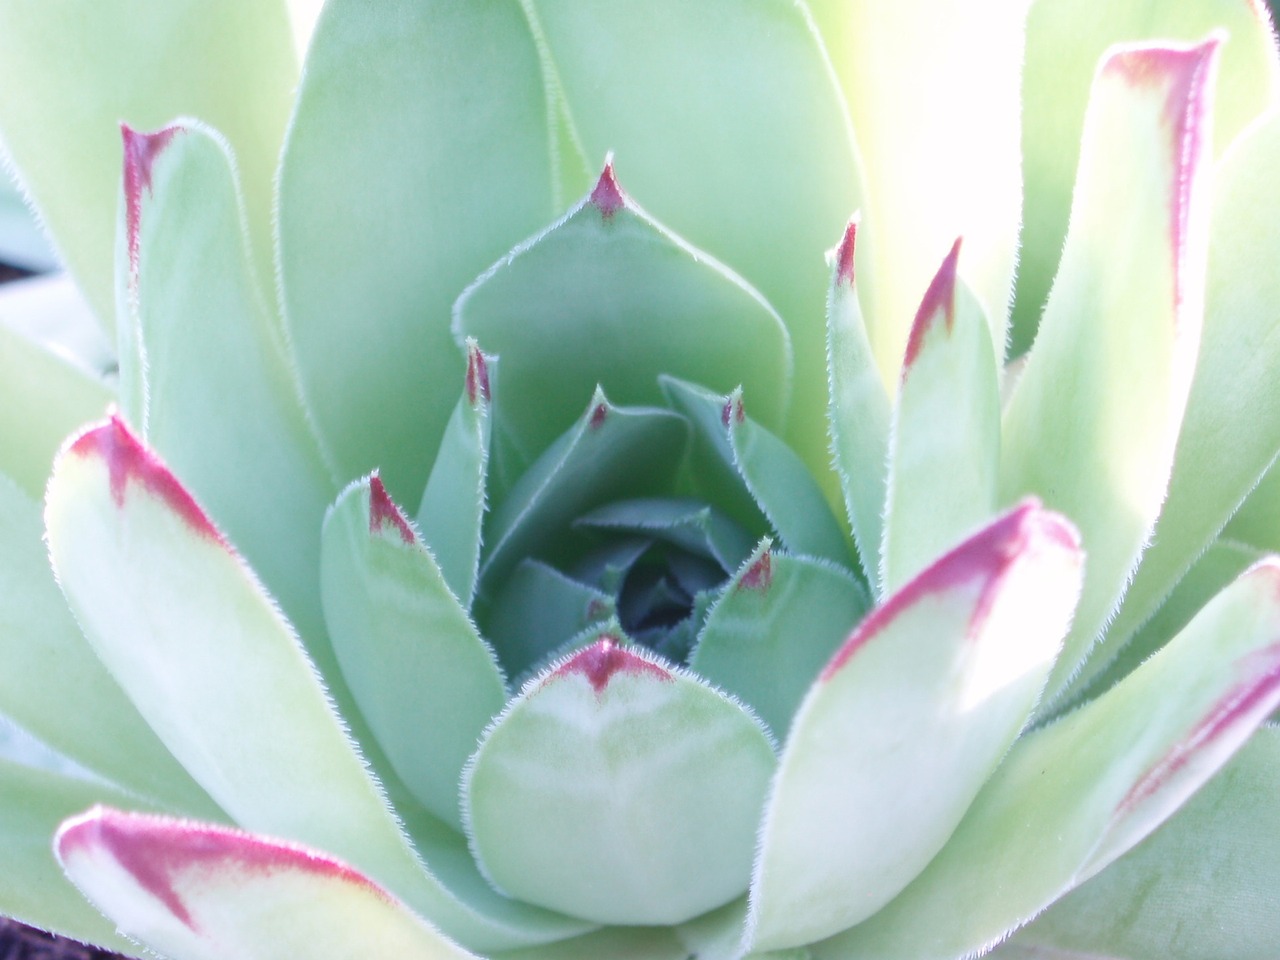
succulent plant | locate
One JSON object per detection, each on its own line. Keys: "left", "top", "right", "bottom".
{"left": 2, "top": 1, "right": 1280, "bottom": 958}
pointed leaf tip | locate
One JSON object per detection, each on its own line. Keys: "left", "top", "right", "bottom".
{"left": 835, "top": 219, "right": 858, "bottom": 287}
{"left": 121, "top": 123, "right": 182, "bottom": 282}
{"left": 589, "top": 402, "right": 609, "bottom": 429}
{"left": 821, "top": 500, "right": 1079, "bottom": 681}
{"left": 465, "top": 342, "right": 491, "bottom": 406}
{"left": 903, "top": 238, "right": 963, "bottom": 371}
{"left": 589, "top": 161, "right": 626, "bottom": 219}
{"left": 721, "top": 395, "right": 745, "bottom": 428}
{"left": 68, "top": 416, "right": 223, "bottom": 544}
{"left": 738, "top": 551, "right": 774, "bottom": 593}
{"left": 549, "top": 639, "right": 672, "bottom": 694}
{"left": 368, "top": 475, "right": 415, "bottom": 544}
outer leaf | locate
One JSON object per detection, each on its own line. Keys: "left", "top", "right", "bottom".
{"left": 416, "top": 342, "right": 493, "bottom": 609}
{"left": 528, "top": 0, "right": 862, "bottom": 484}
{"left": 881, "top": 240, "right": 1000, "bottom": 595}
{"left": 691, "top": 544, "right": 870, "bottom": 740}
{"left": 0, "top": 473, "right": 218, "bottom": 815}
{"left": 1000, "top": 41, "right": 1217, "bottom": 699}
{"left": 455, "top": 164, "right": 792, "bottom": 475}
{"left": 465, "top": 636, "right": 776, "bottom": 926}
{"left": 0, "top": 323, "right": 110, "bottom": 498}
{"left": 826, "top": 222, "right": 891, "bottom": 584}
{"left": 1224, "top": 454, "right": 1280, "bottom": 552}
{"left": 277, "top": 0, "right": 553, "bottom": 500}
{"left": 321, "top": 476, "right": 507, "bottom": 831}
{"left": 121, "top": 122, "right": 337, "bottom": 656}
{"left": 57, "top": 808, "right": 478, "bottom": 960}
{"left": 1098, "top": 110, "right": 1280, "bottom": 681}
{"left": 809, "top": 0, "right": 1024, "bottom": 386}
{"left": 747, "top": 504, "right": 1082, "bottom": 952}
{"left": 1014, "top": 0, "right": 1280, "bottom": 354}
{"left": 0, "top": 0, "right": 296, "bottom": 329}
{"left": 820, "top": 559, "right": 1280, "bottom": 960}
{"left": 44, "top": 417, "right": 587, "bottom": 951}
{"left": 1003, "top": 725, "right": 1280, "bottom": 960}
{"left": 491, "top": 925, "right": 688, "bottom": 960}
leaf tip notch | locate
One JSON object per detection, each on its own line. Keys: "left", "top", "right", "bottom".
{"left": 902, "top": 237, "right": 962, "bottom": 372}
{"left": 550, "top": 638, "right": 672, "bottom": 695}
{"left": 68, "top": 414, "right": 224, "bottom": 545}
{"left": 368, "top": 473, "right": 416, "bottom": 544}
{"left": 589, "top": 157, "right": 627, "bottom": 221}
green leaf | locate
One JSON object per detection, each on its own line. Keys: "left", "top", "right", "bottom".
{"left": 120, "top": 121, "right": 337, "bottom": 659}
{"left": 691, "top": 543, "right": 869, "bottom": 741}
{"left": 477, "top": 391, "right": 686, "bottom": 594}
{"left": 662, "top": 378, "right": 851, "bottom": 569}
{"left": 881, "top": 240, "right": 1000, "bottom": 595}
{"left": 416, "top": 342, "right": 493, "bottom": 609}
{"left": 321, "top": 475, "right": 507, "bottom": 831}
{"left": 491, "top": 925, "right": 688, "bottom": 960}
{"left": 1097, "top": 110, "right": 1280, "bottom": 684}
{"left": 0, "top": 0, "right": 297, "bottom": 331}
{"left": 1003, "top": 725, "right": 1280, "bottom": 960}
{"left": 1014, "top": 0, "right": 1280, "bottom": 355}
{"left": 748, "top": 504, "right": 1082, "bottom": 952}
{"left": 574, "top": 498, "right": 754, "bottom": 575}
{"left": 808, "top": 0, "right": 1023, "bottom": 387}
{"left": 825, "top": 222, "right": 892, "bottom": 585}
{"left": 1224, "top": 456, "right": 1280, "bottom": 552}
{"left": 527, "top": 0, "right": 861, "bottom": 485}
{"left": 276, "top": 0, "right": 554, "bottom": 501}
{"left": 455, "top": 164, "right": 792, "bottom": 475}
{"left": 0, "top": 324, "right": 110, "bottom": 499}
{"left": 820, "top": 558, "right": 1280, "bottom": 960}
{"left": 58, "top": 807, "right": 480, "bottom": 960}
{"left": 44, "top": 417, "right": 588, "bottom": 951}
{"left": 464, "top": 634, "right": 776, "bottom": 926}
{"left": 1000, "top": 41, "right": 1218, "bottom": 701}
{"left": 0, "top": 472, "right": 218, "bottom": 815}
{"left": 0, "top": 763, "right": 143, "bottom": 955}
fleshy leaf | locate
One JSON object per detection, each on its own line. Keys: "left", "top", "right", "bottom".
{"left": 691, "top": 543, "right": 870, "bottom": 740}
{"left": 0, "top": 473, "right": 218, "bottom": 815}
{"left": 321, "top": 476, "right": 507, "bottom": 831}
{"left": 491, "top": 925, "right": 688, "bottom": 960}
{"left": 1000, "top": 41, "right": 1218, "bottom": 700}
{"left": 1096, "top": 109, "right": 1280, "bottom": 684}
{"left": 748, "top": 503, "right": 1082, "bottom": 952}
{"left": 526, "top": 0, "right": 861, "bottom": 485}
{"left": 1003, "top": 725, "right": 1280, "bottom": 960}
{"left": 45, "top": 417, "right": 588, "bottom": 950}
{"left": 276, "top": 0, "right": 554, "bottom": 500}
{"left": 57, "top": 807, "right": 479, "bottom": 960}
{"left": 809, "top": 0, "right": 1023, "bottom": 387}
{"left": 1014, "top": 0, "right": 1280, "bottom": 354}
{"left": 464, "top": 635, "right": 776, "bottom": 926}
{"left": 416, "top": 341, "right": 493, "bottom": 609}
{"left": 819, "top": 559, "right": 1280, "bottom": 960}
{"left": 455, "top": 163, "right": 792, "bottom": 476}
{"left": 881, "top": 239, "right": 1000, "bottom": 595}
{"left": 476, "top": 390, "right": 686, "bottom": 595}
{"left": 826, "top": 221, "right": 892, "bottom": 585}
{"left": 120, "top": 121, "right": 337, "bottom": 658}
{"left": 574, "top": 498, "right": 755, "bottom": 575}
{"left": 662, "top": 378, "right": 851, "bottom": 569}
{"left": 0, "top": 0, "right": 296, "bottom": 330}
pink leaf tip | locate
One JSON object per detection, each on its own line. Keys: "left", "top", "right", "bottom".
{"left": 821, "top": 500, "right": 1081, "bottom": 681}
{"left": 68, "top": 415, "right": 224, "bottom": 545}
{"left": 721, "top": 395, "right": 745, "bottom": 428}
{"left": 466, "top": 341, "right": 491, "bottom": 405}
{"left": 590, "top": 402, "right": 609, "bottom": 430}
{"left": 550, "top": 638, "right": 672, "bottom": 694}
{"left": 903, "top": 238, "right": 962, "bottom": 372}
{"left": 835, "top": 220, "right": 858, "bottom": 287}
{"left": 737, "top": 550, "right": 773, "bottom": 593}
{"left": 590, "top": 160, "right": 626, "bottom": 220}
{"left": 368, "top": 475, "right": 415, "bottom": 544}
{"left": 121, "top": 124, "right": 181, "bottom": 287}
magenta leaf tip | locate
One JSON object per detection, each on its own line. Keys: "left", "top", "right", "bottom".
{"left": 121, "top": 123, "right": 182, "bottom": 284}
{"left": 550, "top": 638, "right": 672, "bottom": 695}
{"left": 589, "top": 160, "right": 626, "bottom": 220}
{"left": 835, "top": 219, "right": 858, "bottom": 287}
{"left": 368, "top": 474, "right": 415, "bottom": 544}
{"left": 902, "top": 237, "right": 963, "bottom": 371}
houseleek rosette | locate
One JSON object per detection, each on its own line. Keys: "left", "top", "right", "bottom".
{"left": 2, "top": 2, "right": 1280, "bottom": 959}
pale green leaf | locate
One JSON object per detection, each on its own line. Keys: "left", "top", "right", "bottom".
{"left": 749, "top": 504, "right": 1082, "bottom": 952}
{"left": 465, "top": 634, "right": 775, "bottom": 926}
{"left": 881, "top": 241, "right": 1000, "bottom": 595}
{"left": 0, "top": 0, "right": 296, "bottom": 330}
{"left": 1000, "top": 41, "right": 1218, "bottom": 700}
{"left": 276, "top": 0, "right": 553, "bottom": 501}
{"left": 44, "top": 417, "right": 587, "bottom": 951}
{"left": 1014, "top": 0, "right": 1280, "bottom": 354}
{"left": 1223, "top": 454, "right": 1280, "bottom": 551}
{"left": 321, "top": 475, "right": 507, "bottom": 831}
{"left": 58, "top": 807, "right": 479, "bottom": 960}
{"left": 491, "top": 925, "right": 688, "bottom": 960}
{"left": 819, "top": 559, "right": 1280, "bottom": 960}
